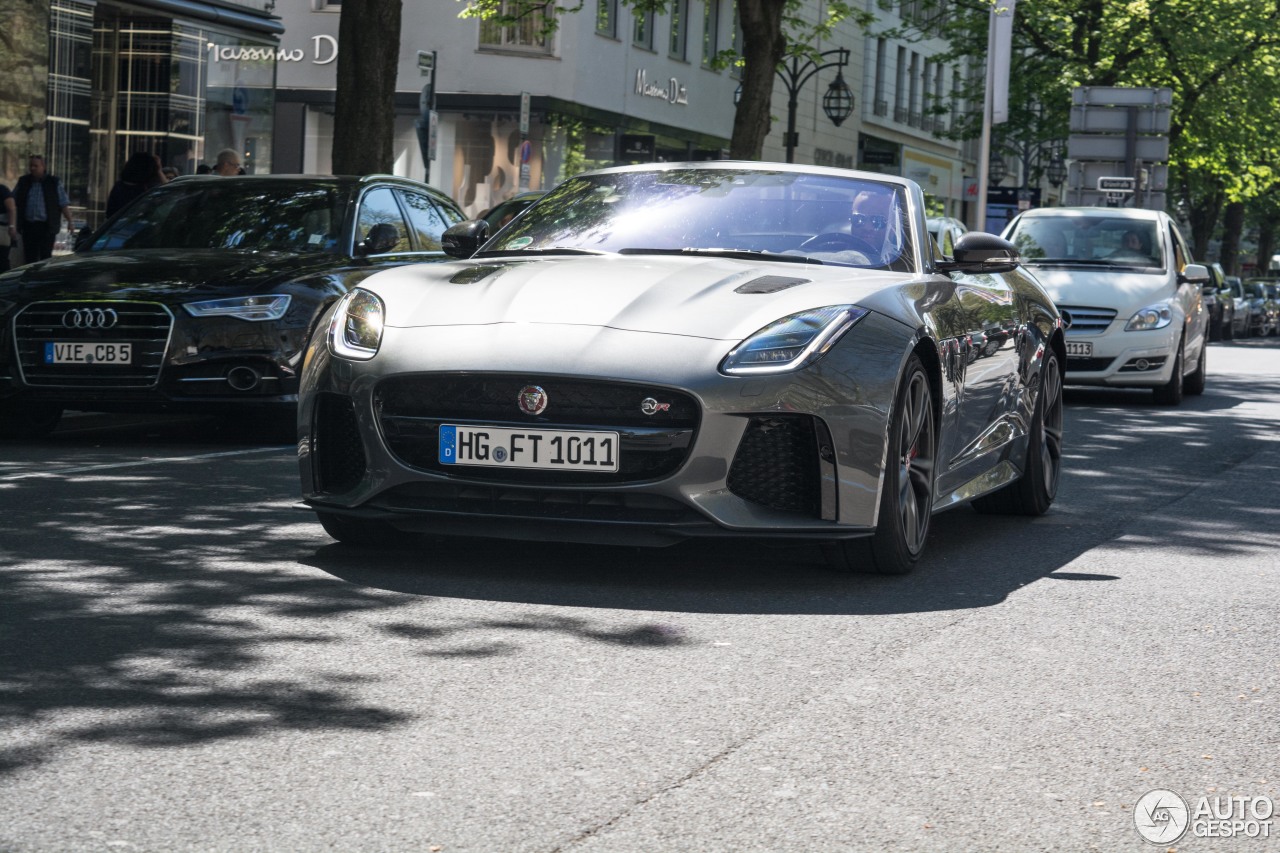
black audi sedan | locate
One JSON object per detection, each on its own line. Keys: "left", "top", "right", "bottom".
{"left": 0, "top": 174, "right": 463, "bottom": 438}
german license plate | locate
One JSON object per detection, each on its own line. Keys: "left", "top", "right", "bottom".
{"left": 44, "top": 341, "right": 133, "bottom": 365}
{"left": 439, "top": 424, "right": 620, "bottom": 472}
{"left": 1065, "top": 341, "right": 1093, "bottom": 357}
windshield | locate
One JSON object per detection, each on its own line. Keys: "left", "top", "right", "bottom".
{"left": 1005, "top": 213, "right": 1165, "bottom": 270}
{"left": 91, "top": 181, "right": 350, "bottom": 254}
{"left": 1243, "top": 280, "right": 1271, "bottom": 298}
{"left": 481, "top": 168, "right": 917, "bottom": 272}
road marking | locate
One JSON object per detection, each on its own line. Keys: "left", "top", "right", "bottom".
{"left": 0, "top": 447, "right": 286, "bottom": 481}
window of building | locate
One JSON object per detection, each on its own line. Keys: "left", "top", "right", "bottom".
{"left": 894, "top": 46, "right": 907, "bottom": 122}
{"left": 632, "top": 7, "right": 654, "bottom": 50}
{"left": 669, "top": 0, "right": 688, "bottom": 60}
{"left": 479, "top": 1, "right": 554, "bottom": 54}
{"left": 908, "top": 52, "right": 920, "bottom": 126}
{"left": 702, "top": 0, "right": 720, "bottom": 67}
{"left": 314, "top": 0, "right": 340, "bottom": 10}
{"left": 873, "top": 38, "right": 887, "bottom": 116}
{"left": 596, "top": 0, "right": 616, "bottom": 37}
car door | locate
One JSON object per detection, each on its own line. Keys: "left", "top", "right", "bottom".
{"left": 1166, "top": 219, "right": 1208, "bottom": 359}
{"left": 397, "top": 188, "right": 463, "bottom": 254}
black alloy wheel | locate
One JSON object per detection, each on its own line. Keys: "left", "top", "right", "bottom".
{"left": 973, "top": 347, "right": 1063, "bottom": 516}
{"left": 824, "top": 354, "right": 936, "bottom": 575}
{"left": 1153, "top": 339, "right": 1184, "bottom": 406}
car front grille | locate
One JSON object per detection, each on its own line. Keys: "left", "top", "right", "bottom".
{"left": 727, "top": 415, "right": 821, "bottom": 516}
{"left": 374, "top": 374, "right": 700, "bottom": 485}
{"left": 1065, "top": 357, "right": 1115, "bottom": 372}
{"left": 313, "top": 392, "right": 367, "bottom": 494}
{"left": 373, "top": 481, "right": 704, "bottom": 524}
{"left": 13, "top": 300, "right": 172, "bottom": 388}
{"left": 1058, "top": 305, "right": 1118, "bottom": 334}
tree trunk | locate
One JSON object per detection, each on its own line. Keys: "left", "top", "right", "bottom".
{"left": 728, "top": 0, "right": 787, "bottom": 160}
{"left": 1187, "top": 188, "right": 1222, "bottom": 261}
{"left": 1257, "top": 219, "right": 1277, "bottom": 276}
{"left": 332, "top": 0, "right": 403, "bottom": 175}
{"left": 1220, "top": 201, "right": 1244, "bottom": 275}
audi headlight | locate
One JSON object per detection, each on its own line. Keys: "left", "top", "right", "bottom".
{"left": 183, "top": 294, "right": 291, "bottom": 321}
{"left": 1125, "top": 303, "right": 1173, "bottom": 331}
{"left": 328, "top": 288, "right": 384, "bottom": 360}
{"left": 721, "top": 305, "right": 869, "bottom": 375}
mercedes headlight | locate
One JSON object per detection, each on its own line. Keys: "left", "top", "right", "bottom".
{"left": 328, "top": 288, "right": 384, "bottom": 360}
{"left": 721, "top": 305, "right": 869, "bottom": 375}
{"left": 1125, "top": 303, "right": 1173, "bottom": 331}
{"left": 183, "top": 294, "right": 291, "bottom": 321}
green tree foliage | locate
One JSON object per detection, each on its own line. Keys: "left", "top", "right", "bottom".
{"left": 926, "top": 0, "right": 1280, "bottom": 260}
{"left": 458, "top": 0, "right": 872, "bottom": 160}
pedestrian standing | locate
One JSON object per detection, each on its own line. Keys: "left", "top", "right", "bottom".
{"left": 106, "top": 152, "right": 167, "bottom": 218}
{"left": 212, "top": 148, "right": 242, "bottom": 176}
{"left": 0, "top": 180, "right": 16, "bottom": 272}
{"left": 13, "top": 155, "right": 75, "bottom": 264}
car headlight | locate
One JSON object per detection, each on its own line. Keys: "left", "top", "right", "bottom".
{"left": 1124, "top": 303, "right": 1173, "bottom": 331}
{"left": 183, "top": 294, "right": 291, "bottom": 321}
{"left": 721, "top": 305, "right": 869, "bottom": 375}
{"left": 328, "top": 288, "right": 384, "bottom": 360}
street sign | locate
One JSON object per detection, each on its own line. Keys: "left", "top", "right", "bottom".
{"left": 417, "top": 50, "right": 435, "bottom": 82}
{"left": 519, "top": 92, "right": 530, "bottom": 136}
{"left": 1097, "top": 176, "right": 1135, "bottom": 192}
{"left": 1069, "top": 133, "right": 1169, "bottom": 162}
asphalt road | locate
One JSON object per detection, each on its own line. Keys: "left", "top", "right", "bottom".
{"left": 1, "top": 339, "right": 1277, "bottom": 852}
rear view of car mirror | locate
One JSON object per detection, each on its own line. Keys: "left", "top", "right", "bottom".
{"left": 1179, "top": 263, "right": 1211, "bottom": 285}
{"left": 936, "top": 232, "right": 1021, "bottom": 274}
{"left": 442, "top": 220, "right": 490, "bottom": 259}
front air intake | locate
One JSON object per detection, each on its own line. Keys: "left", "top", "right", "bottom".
{"left": 727, "top": 415, "right": 821, "bottom": 516}
{"left": 313, "top": 393, "right": 367, "bottom": 494}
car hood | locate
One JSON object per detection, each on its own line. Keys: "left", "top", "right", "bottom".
{"left": 0, "top": 249, "right": 345, "bottom": 301}
{"left": 1022, "top": 264, "right": 1176, "bottom": 312}
{"left": 364, "top": 255, "right": 908, "bottom": 340}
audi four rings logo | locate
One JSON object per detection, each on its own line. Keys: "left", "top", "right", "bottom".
{"left": 63, "top": 308, "right": 119, "bottom": 329}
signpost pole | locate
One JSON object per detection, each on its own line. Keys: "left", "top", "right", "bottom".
{"left": 518, "top": 91, "right": 530, "bottom": 192}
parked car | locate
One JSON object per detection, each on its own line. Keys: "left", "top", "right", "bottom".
{"left": 1224, "top": 275, "right": 1254, "bottom": 338}
{"left": 1002, "top": 206, "right": 1210, "bottom": 405}
{"left": 1204, "top": 263, "right": 1236, "bottom": 341}
{"left": 926, "top": 216, "right": 968, "bottom": 257}
{"left": 300, "top": 162, "right": 1066, "bottom": 575}
{"left": 0, "top": 174, "right": 464, "bottom": 438}
{"left": 1242, "top": 278, "right": 1280, "bottom": 336}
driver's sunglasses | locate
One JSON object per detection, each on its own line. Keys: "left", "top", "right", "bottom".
{"left": 851, "top": 213, "right": 887, "bottom": 230}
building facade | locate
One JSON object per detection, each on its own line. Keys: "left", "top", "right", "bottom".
{"left": 272, "top": 1, "right": 973, "bottom": 219}
{"left": 0, "top": 0, "right": 281, "bottom": 225}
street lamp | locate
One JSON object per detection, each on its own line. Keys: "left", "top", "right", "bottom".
{"left": 777, "top": 47, "right": 853, "bottom": 163}
{"left": 1046, "top": 147, "right": 1067, "bottom": 188}
{"left": 988, "top": 152, "right": 1008, "bottom": 184}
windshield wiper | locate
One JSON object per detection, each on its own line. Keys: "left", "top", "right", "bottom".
{"left": 616, "top": 247, "right": 820, "bottom": 264}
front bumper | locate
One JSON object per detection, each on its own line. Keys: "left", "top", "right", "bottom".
{"left": 1063, "top": 327, "right": 1179, "bottom": 387}
{"left": 298, "top": 314, "right": 917, "bottom": 544}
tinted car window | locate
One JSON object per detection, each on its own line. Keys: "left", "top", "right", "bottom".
{"left": 91, "top": 184, "right": 347, "bottom": 253}
{"left": 356, "top": 187, "right": 412, "bottom": 254}
{"left": 398, "top": 190, "right": 460, "bottom": 251}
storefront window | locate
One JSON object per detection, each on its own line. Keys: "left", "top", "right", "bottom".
{"left": 450, "top": 115, "right": 546, "bottom": 219}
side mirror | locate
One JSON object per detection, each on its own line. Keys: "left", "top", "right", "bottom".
{"left": 936, "top": 232, "right": 1020, "bottom": 274}
{"left": 356, "top": 223, "right": 400, "bottom": 256}
{"left": 1179, "top": 263, "right": 1211, "bottom": 285}
{"left": 442, "top": 220, "right": 490, "bottom": 259}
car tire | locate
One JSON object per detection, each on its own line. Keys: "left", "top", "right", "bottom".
{"left": 0, "top": 401, "right": 64, "bottom": 440}
{"left": 1223, "top": 316, "right": 1234, "bottom": 341}
{"left": 824, "top": 354, "right": 935, "bottom": 575}
{"left": 972, "top": 347, "right": 1063, "bottom": 516}
{"left": 1185, "top": 340, "right": 1207, "bottom": 396}
{"left": 1209, "top": 315, "right": 1222, "bottom": 342}
{"left": 1152, "top": 339, "right": 1184, "bottom": 406}
{"left": 316, "top": 510, "right": 418, "bottom": 548}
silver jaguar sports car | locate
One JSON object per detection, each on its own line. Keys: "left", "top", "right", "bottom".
{"left": 298, "top": 163, "right": 1066, "bottom": 574}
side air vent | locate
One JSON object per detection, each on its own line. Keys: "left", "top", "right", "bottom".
{"left": 735, "top": 276, "right": 810, "bottom": 294}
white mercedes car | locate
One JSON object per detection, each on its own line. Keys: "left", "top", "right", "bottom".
{"left": 1002, "top": 207, "right": 1210, "bottom": 405}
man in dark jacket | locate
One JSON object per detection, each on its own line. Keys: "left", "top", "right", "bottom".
{"left": 14, "top": 154, "right": 75, "bottom": 264}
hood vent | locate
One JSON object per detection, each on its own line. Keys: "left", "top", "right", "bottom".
{"left": 735, "top": 275, "right": 809, "bottom": 294}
